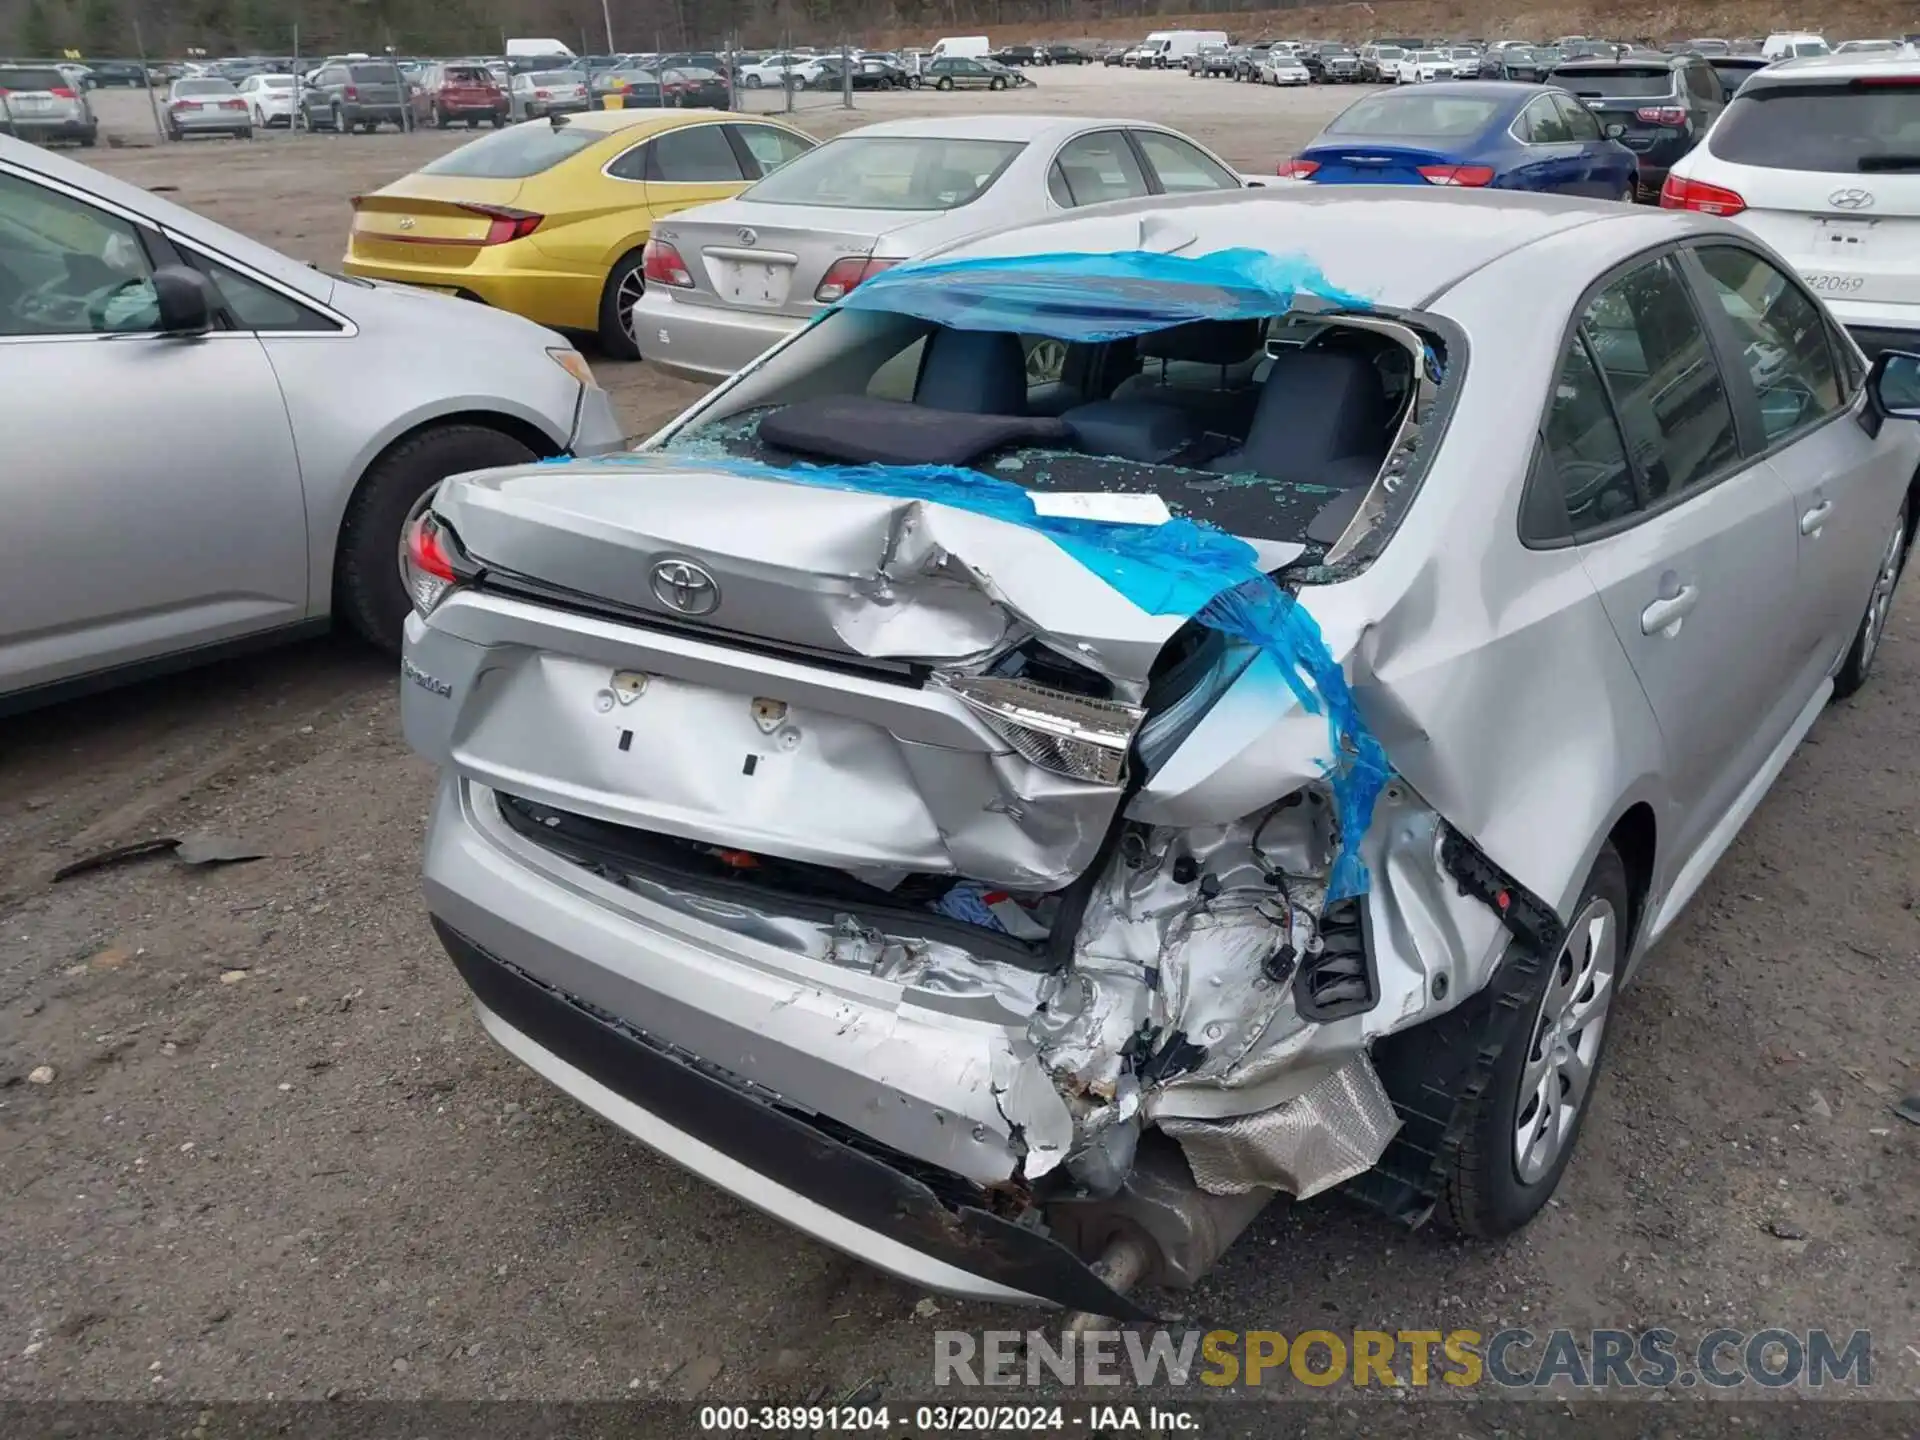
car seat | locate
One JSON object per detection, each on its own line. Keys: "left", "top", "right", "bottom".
{"left": 914, "top": 328, "right": 1029, "bottom": 414}
{"left": 1206, "top": 347, "right": 1393, "bottom": 488}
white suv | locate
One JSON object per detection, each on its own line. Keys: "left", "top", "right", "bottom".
{"left": 1661, "top": 52, "right": 1920, "bottom": 355}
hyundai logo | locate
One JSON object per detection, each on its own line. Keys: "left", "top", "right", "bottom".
{"left": 1828, "top": 187, "right": 1875, "bottom": 210}
{"left": 737, "top": 226, "right": 758, "bottom": 246}
{"left": 649, "top": 558, "right": 720, "bottom": 616}
{"left": 396, "top": 217, "right": 415, "bottom": 229}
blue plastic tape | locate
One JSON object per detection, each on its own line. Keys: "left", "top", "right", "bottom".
{"left": 613, "top": 451, "right": 1390, "bottom": 898}
{"left": 836, "top": 246, "right": 1374, "bottom": 343}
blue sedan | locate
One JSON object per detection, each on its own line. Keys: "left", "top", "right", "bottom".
{"left": 1278, "top": 82, "right": 1639, "bottom": 200}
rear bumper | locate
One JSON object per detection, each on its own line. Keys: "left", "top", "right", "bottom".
{"left": 340, "top": 250, "right": 600, "bottom": 333}
{"left": 628, "top": 287, "right": 803, "bottom": 382}
{"left": 3, "top": 115, "right": 94, "bottom": 139}
{"left": 435, "top": 919, "right": 1147, "bottom": 1316}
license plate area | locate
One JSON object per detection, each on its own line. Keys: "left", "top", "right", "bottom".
{"left": 712, "top": 257, "right": 793, "bottom": 307}
{"left": 1813, "top": 216, "right": 1875, "bottom": 258}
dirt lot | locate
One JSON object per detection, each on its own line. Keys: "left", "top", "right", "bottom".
{"left": 2, "top": 66, "right": 1918, "bottom": 1412}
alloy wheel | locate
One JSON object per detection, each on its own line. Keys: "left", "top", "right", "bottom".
{"left": 1856, "top": 512, "right": 1908, "bottom": 677}
{"left": 1513, "top": 896, "right": 1618, "bottom": 1184}
{"left": 616, "top": 268, "right": 647, "bottom": 350}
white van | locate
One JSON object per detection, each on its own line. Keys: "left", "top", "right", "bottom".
{"left": 1763, "top": 31, "right": 1830, "bottom": 59}
{"left": 506, "top": 38, "right": 575, "bottom": 59}
{"left": 1159, "top": 30, "right": 1230, "bottom": 66}
{"left": 1129, "top": 32, "right": 1173, "bottom": 66}
{"left": 929, "top": 36, "right": 991, "bottom": 61}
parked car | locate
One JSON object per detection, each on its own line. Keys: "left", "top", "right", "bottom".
{"left": 658, "top": 67, "right": 732, "bottom": 108}
{"left": 1358, "top": 44, "right": 1406, "bottom": 82}
{"left": 1394, "top": 49, "right": 1454, "bottom": 84}
{"left": 810, "top": 56, "right": 911, "bottom": 91}
{"left": 630, "top": 116, "right": 1247, "bottom": 383}
{"left": 1261, "top": 52, "right": 1313, "bottom": 86}
{"left": 1100, "top": 45, "right": 1129, "bottom": 67}
{"left": 299, "top": 60, "right": 409, "bottom": 132}
{"left": 1547, "top": 54, "right": 1724, "bottom": 199}
{"left": 0, "top": 64, "right": 97, "bottom": 146}
{"left": 235, "top": 73, "right": 297, "bottom": 128}
{"left": 0, "top": 133, "right": 619, "bottom": 707}
{"left": 1660, "top": 51, "right": 1920, "bottom": 356}
{"left": 736, "top": 53, "right": 821, "bottom": 89}
{"left": 1706, "top": 54, "right": 1769, "bottom": 98}
{"left": 923, "top": 56, "right": 1013, "bottom": 90}
{"left": 510, "top": 69, "right": 591, "bottom": 121}
{"left": 1303, "top": 43, "right": 1361, "bottom": 82}
{"left": 1478, "top": 43, "right": 1554, "bottom": 81}
{"left": 1233, "top": 42, "right": 1273, "bottom": 80}
{"left": 991, "top": 45, "right": 1040, "bottom": 67}
{"left": 418, "top": 61, "right": 509, "bottom": 127}
{"left": 1189, "top": 45, "right": 1236, "bottom": 77}
{"left": 88, "top": 60, "right": 152, "bottom": 87}
{"left": 401, "top": 183, "right": 1916, "bottom": 1316}
{"left": 1043, "top": 44, "right": 1088, "bottom": 65}
{"left": 165, "top": 77, "right": 251, "bottom": 140}
{"left": 1762, "top": 32, "right": 1830, "bottom": 60}
{"left": 1279, "top": 84, "right": 1637, "bottom": 200}
{"left": 342, "top": 111, "right": 815, "bottom": 360}
{"left": 590, "top": 67, "right": 665, "bottom": 108}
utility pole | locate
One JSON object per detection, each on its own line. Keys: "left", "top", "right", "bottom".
{"left": 600, "top": 0, "right": 615, "bottom": 54}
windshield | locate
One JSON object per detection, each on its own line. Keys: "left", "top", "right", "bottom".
{"left": 1792, "top": 41, "right": 1830, "bottom": 56}
{"left": 419, "top": 123, "right": 601, "bottom": 178}
{"left": 1504, "top": 47, "right": 1537, "bottom": 61}
{"left": 742, "top": 136, "right": 1024, "bottom": 210}
{"left": 1377, "top": 47, "right": 1405, "bottom": 59}
{"left": 1709, "top": 81, "right": 1920, "bottom": 170}
{"left": 1552, "top": 65, "right": 1674, "bottom": 97}
{"left": 1409, "top": 51, "right": 1441, "bottom": 63}
{"left": 1326, "top": 93, "right": 1503, "bottom": 137}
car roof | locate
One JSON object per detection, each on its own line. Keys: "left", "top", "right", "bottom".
{"left": 540, "top": 109, "right": 792, "bottom": 138}
{"left": 916, "top": 188, "right": 1688, "bottom": 310}
{"left": 1549, "top": 56, "right": 1682, "bottom": 68}
{"left": 1380, "top": 79, "right": 1556, "bottom": 97}
{"left": 1758, "top": 51, "right": 1920, "bottom": 80}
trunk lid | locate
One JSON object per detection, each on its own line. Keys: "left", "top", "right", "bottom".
{"left": 652, "top": 200, "right": 920, "bottom": 319}
{"left": 349, "top": 177, "right": 525, "bottom": 268}
{"left": 1553, "top": 65, "right": 1686, "bottom": 157}
{"left": 1301, "top": 141, "right": 1466, "bottom": 186}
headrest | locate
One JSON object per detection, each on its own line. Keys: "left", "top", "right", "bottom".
{"left": 1137, "top": 319, "right": 1265, "bottom": 366}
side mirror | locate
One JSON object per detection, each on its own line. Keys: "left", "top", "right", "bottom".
{"left": 1603, "top": 121, "right": 1627, "bottom": 139}
{"left": 152, "top": 264, "right": 216, "bottom": 336}
{"left": 1869, "top": 348, "right": 1920, "bottom": 418}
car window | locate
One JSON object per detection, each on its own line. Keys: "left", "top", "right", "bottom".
{"left": 1131, "top": 130, "right": 1238, "bottom": 193}
{"left": 1329, "top": 93, "right": 1502, "bottom": 136}
{"left": 191, "top": 254, "right": 333, "bottom": 332}
{"left": 1694, "top": 246, "right": 1843, "bottom": 443}
{"left": 1051, "top": 131, "right": 1152, "bottom": 206}
{"left": 1541, "top": 336, "right": 1642, "bottom": 533}
{"left": 1579, "top": 256, "right": 1742, "bottom": 504}
{"left": 0, "top": 173, "right": 159, "bottom": 338}
{"left": 1552, "top": 64, "right": 1676, "bottom": 98}
{"left": 745, "top": 135, "right": 1022, "bottom": 210}
{"left": 1708, "top": 80, "right": 1920, "bottom": 171}
{"left": 420, "top": 123, "right": 601, "bottom": 178}
{"left": 1555, "top": 92, "right": 1604, "bottom": 139}
{"left": 646, "top": 125, "right": 744, "bottom": 183}
{"left": 1520, "top": 95, "right": 1574, "bottom": 142}
{"left": 731, "top": 124, "right": 813, "bottom": 177}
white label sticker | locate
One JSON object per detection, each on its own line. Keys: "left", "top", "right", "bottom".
{"left": 1029, "top": 492, "right": 1172, "bottom": 526}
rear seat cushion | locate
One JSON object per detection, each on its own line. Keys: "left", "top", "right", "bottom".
{"left": 758, "top": 395, "right": 1069, "bottom": 467}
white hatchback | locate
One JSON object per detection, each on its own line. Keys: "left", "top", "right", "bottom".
{"left": 1662, "top": 52, "right": 1920, "bottom": 353}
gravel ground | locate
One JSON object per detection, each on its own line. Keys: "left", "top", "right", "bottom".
{"left": 1, "top": 68, "right": 1917, "bottom": 1414}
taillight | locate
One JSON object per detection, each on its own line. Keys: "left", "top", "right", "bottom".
{"left": 815, "top": 256, "right": 900, "bottom": 303}
{"left": 49, "top": 85, "right": 75, "bottom": 98}
{"left": 402, "top": 512, "right": 466, "bottom": 618}
{"left": 535, "top": 88, "right": 550, "bottom": 98}
{"left": 1276, "top": 157, "right": 1320, "bottom": 179}
{"left": 345, "top": 85, "right": 358, "bottom": 100}
{"left": 459, "top": 203, "right": 543, "bottom": 244}
{"left": 1635, "top": 105, "right": 1687, "bottom": 126}
{"left": 642, "top": 238, "right": 694, "bottom": 288}
{"left": 1417, "top": 163, "right": 1495, "bottom": 187}
{"left": 1659, "top": 173, "right": 1746, "bottom": 216}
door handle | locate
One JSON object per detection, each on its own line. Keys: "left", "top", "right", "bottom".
{"left": 1800, "top": 500, "right": 1833, "bottom": 536}
{"left": 1640, "top": 585, "right": 1698, "bottom": 636}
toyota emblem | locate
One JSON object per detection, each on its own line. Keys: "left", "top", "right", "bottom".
{"left": 737, "top": 226, "right": 758, "bottom": 246}
{"left": 649, "top": 558, "right": 720, "bottom": 616}
{"left": 1828, "top": 187, "right": 1875, "bottom": 210}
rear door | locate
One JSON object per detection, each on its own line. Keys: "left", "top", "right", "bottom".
{"left": 1510, "top": 94, "right": 1585, "bottom": 193}
{"left": 1552, "top": 91, "right": 1632, "bottom": 197}
{"left": 1561, "top": 250, "right": 1806, "bottom": 858}
{"left": 0, "top": 166, "right": 307, "bottom": 695}
{"left": 1683, "top": 241, "right": 1904, "bottom": 684}
{"left": 1048, "top": 130, "right": 1154, "bottom": 207}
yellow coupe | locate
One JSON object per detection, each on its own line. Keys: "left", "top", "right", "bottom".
{"left": 343, "top": 110, "right": 815, "bottom": 357}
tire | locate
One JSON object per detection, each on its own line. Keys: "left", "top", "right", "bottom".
{"left": 1833, "top": 498, "right": 1910, "bottom": 698}
{"left": 490, "top": 113, "right": 504, "bottom": 128}
{"left": 252, "top": 104, "right": 264, "bottom": 126}
{"left": 331, "top": 105, "right": 345, "bottom": 132}
{"left": 744, "top": 72, "right": 762, "bottom": 88}
{"left": 597, "top": 249, "right": 647, "bottom": 361}
{"left": 239, "top": 126, "right": 253, "bottom": 140}
{"left": 430, "top": 104, "right": 443, "bottom": 127}
{"left": 79, "top": 130, "right": 97, "bottom": 148}
{"left": 1441, "top": 844, "right": 1629, "bottom": 1238}
{"left": 990, "top": 76, "right": 1006, "bottom": 90}
{"left": 334, "top": 425, "right": 537, "bottom": 652}
{"left": 468, "top": 116, "right": 480, "bottom": 128}
{"left": 937, "top": 76, "right": 953, "bottom": 90}
{"left": 908, "top": 75, "right": 922, "bottom": 89}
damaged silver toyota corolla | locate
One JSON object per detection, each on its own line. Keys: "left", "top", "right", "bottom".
{"left": 400, "top": 188, "right": 1917, "bottom": 1316}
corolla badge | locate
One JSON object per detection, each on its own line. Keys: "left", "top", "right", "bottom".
{"left": 1828, "top": 187, "right": 1875, "bottom": 210}
{"left": 400, "top": 656, "right": 452, "bottom": 697}
{"left": 737, "top": 226, "right": 759, "bottom": 246}
{"left": 649, "top": 558, "right": 720, "bottom": 616}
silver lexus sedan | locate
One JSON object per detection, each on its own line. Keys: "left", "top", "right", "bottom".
{"left": 400, "top": 188, "right": 1914, "bottom": 1316}
{"left": 628, "top": 114, "right": 1251, "bottom": 382}
{"left": 0, "top": 135, "right": 621, "bottom": 711}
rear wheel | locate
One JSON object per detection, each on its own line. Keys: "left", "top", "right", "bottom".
{"left": 1442, "top": 845, "right": 1627, "bottom": 1237}
{"left": 744, "top": 72, "right": 763, "bottom": 88}
{"left": 335, "top": 424, "right": 538, "bottom": 652}
{"left": 331, "top": 104, "right": 345, "bottom": 132}
{"left": 597, "top": 249, "right": 647, "bottom": 360}
{"left": 1834, "top": 499, "right": 1910, "bottom": 698}
{"left": 936, "top": 76, "right": 954, "bottom": 90}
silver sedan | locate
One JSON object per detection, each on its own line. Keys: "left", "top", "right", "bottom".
{"left": 401, "top": 187, "right": 1914, "bottom": 1314}
{"left": 629, "top": 114, "right": 1251, "bottom": 382}
{"left": 0, "top": 135, "right": 622, "bottom": 710}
